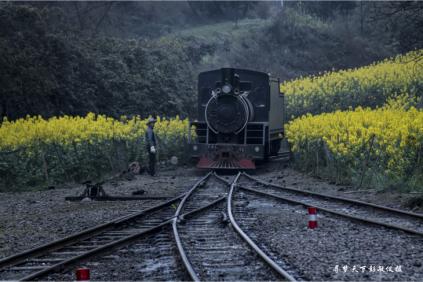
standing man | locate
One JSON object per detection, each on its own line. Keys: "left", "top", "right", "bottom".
{"left": 145, "top": 117, "right": 157, "bottom": 176}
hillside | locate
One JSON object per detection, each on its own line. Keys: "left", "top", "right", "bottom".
{"left": 0, "top": 3, "right": 411, "bottom": 120}
{"left": 282, "top": 50, "right": 423, "bottom": 118}
{"left": 158, "top": 13, "right": 395, "bottom": 81}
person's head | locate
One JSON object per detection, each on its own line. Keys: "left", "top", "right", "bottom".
{"left": 147, "top": 117, "right": 156, "bottom": 128}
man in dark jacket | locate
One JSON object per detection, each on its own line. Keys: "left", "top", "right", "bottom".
{"left": 145, "top": 117, "right": 157, "bottom": 176}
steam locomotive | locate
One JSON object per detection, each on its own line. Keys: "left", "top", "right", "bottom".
{"left": 189, "top": 68, "right": 285, "bottom": 169}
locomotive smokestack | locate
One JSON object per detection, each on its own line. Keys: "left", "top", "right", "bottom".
{"left": 221, "top": 68, "right": 234, "bottom": 85}
{"left": 221, "top": 68, "right": 240, "bottom": 93}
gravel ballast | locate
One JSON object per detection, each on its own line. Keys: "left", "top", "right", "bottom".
{"left": 0, "top": 167, "right": 200, "bottom": 259}
{"left": 234, "top": 189, "right": 423, "bottom": 281}
{"left": 1, "top": 162, "right": 422, "bottom": 281}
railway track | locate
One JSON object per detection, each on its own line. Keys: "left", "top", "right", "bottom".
{"left": 3, "top": 170, "right": 420, "bottom": 281}
{"left": 0, "top": 172, "right": 298, "bottom": 281}
{"left": 231, "top": 172, "right": 423, "bottom": 280}
{"left": 0, "top": 174, "right": 211, "bottom": 281}
{"left": 46, "top": 224, "right": 190, "bottom": 281}
{"left": 227, "top": 173, "right": 297, "bottom": 281}
{"left": 240, "top": 172, "right": 423, "bottom": 236}
{"left": 173, "top": 172, "right": 294, "bottom": 281}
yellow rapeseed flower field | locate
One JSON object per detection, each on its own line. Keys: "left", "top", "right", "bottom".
{"left": 281, "top": 50, "right": 423, "bottom": 119}
{"left": 285, "top": 107, "right": 423, "bottom": 188}
{"left": 0, "top": 114, "right": 190, "bottom": 150}
{"left": 0, "top": 114, "right": 192, "bottom": 189}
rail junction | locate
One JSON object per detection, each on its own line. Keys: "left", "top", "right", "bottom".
{"left": 0, "top": 171, "right": 422, "bottom": 281}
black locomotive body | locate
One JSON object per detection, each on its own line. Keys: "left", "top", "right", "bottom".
{"left": 189, "top": 68, "right": 284, "bottom": 169}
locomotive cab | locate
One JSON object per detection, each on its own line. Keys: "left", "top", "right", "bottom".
{"left": 189, "top": 68, "right": 284, "bottom": 169}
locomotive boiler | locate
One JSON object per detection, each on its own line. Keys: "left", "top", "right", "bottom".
{"left": 189, "top": 68, "right": 285, "bottom": 169}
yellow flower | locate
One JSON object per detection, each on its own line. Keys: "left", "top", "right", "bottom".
{"left": 280, "top": 50, "right": 423, "bottom": 119}
{"left": 285, "top": 107, "right": 423, "bottom": 174}
{"left": 0, "top": 113, "right": 193, "bottom": 152}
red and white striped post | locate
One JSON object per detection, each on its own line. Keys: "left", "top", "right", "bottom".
{"left": 76, "top": 268, "right": 90, "bottom": 281}
{"left": 308, "top": 207, "right": 318, "bottom": 229}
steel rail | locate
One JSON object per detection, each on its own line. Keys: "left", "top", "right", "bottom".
{"left": 228, "top": 173, "right": 297, "bottom": 282}
{"left": 178, "top": 196, "right": 226, "bottom": 223}
{"left": 243, "top": 172, "right": 423, "bottom": 219}
{"left": 240, "top": 186, "right": 423, "bottom": 237}
{"left": 19, "top": 194, "right": 225, "bottom": 281}
{"left": 172, "top": 171, "right": 213, "bottom": 282}
{"left": 0, "top": 193, "right": 185, "bottom": 270}
{"left": 19, "top": 222, "right": 169, "bottom": 281}
{"left": 212, "top": 171, "right": 232, "bottom": 184}
{"left": 65, "top": 195, "right": 170, "bottom": 201}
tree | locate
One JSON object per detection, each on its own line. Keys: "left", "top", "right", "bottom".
{"left": 369, "top": 1, "right": 423, "bottom": 51}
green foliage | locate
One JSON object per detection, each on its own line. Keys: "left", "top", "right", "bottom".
{"left": 1, "top": 3, "right": 418, "bottom": 121}
{"left": 0, "top": 4, "right": 198, "bottom": 120}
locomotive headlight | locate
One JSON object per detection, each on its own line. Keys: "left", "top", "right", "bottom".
{"left": 254, "top": 146, "right": 260, "bottom": 152}
{"left": 193, "top": 145, "right": 198, "bottom": 151}
{"left": 222, "top": 84, "right": 232, "bottom": 94}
